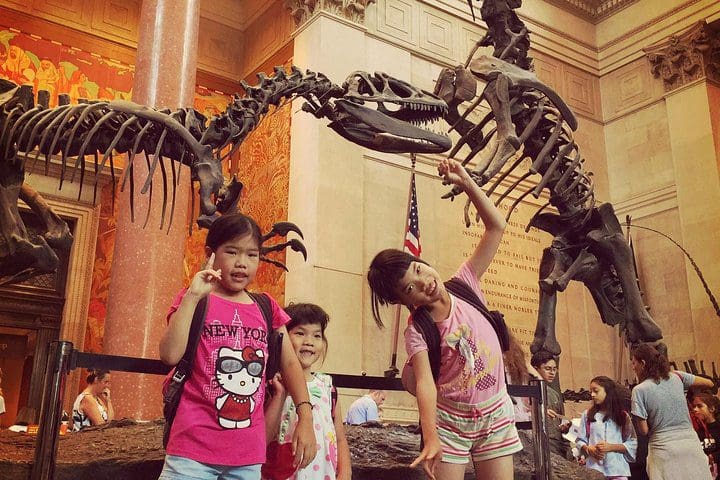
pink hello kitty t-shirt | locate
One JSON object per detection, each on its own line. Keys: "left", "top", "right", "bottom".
{"left": 164, "top": 290, "right": 290, "bottom": 466}
{"left": 404, "top": 261, "right": 506, "bottom": 404}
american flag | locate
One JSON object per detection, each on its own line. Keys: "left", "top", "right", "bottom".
{"left": 403, "top": 171, "right": 421, "bottom": 257}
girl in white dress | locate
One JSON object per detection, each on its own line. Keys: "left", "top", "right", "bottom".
{"left": 264, "top": 303, "right": 351, "bottom": 480}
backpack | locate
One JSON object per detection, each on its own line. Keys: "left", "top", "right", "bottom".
{"left": 411, "top": 277, "right": 510, "bottom": 382}
{"left": 248, "top": 292, "right": 282, "bottom": 381}
{"left": 162, "top": 292, "right": 278, "bottom": 449}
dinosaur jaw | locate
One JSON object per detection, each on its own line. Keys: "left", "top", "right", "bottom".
{"left": 329, "top": 99, "right": 451, "bottom": 154}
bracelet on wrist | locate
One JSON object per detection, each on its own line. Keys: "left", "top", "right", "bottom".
{"left": 295, "top": 400, "right": 312, "bottom": 411}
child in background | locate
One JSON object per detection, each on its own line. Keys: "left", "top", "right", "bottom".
{"left": 503, "top": 333, "right": 535, "bottom": 424}
{"left": 158, "top": 213, "right": 316, "bottom": 480}
{"left": 264, "top": 303, "right": 351, "bottom": 480}
{"left": 691, "top": 391, "right": 720, "bottom": 478}
{"left": 530, "top": 350, "right": 571, "bottom": 458}
{"left": 367, "top": 158, "right": 522, "bottom": 480}
{"left": 576, "top": 376, "right": 637, "bottom": 479}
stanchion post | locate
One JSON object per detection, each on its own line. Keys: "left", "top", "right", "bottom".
{"left": 30, "top": 340, "right": 74, "bottom": 480}
{"left": 530, "top": 378, "right": 552, "bottom": 480}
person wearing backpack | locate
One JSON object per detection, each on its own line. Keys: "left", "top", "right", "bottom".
{"left": 575, "top": 376, "right": 637, "bottom": 479}
{"left": 158, "top": 213, "right": 317, "bottom": 480}
{"left": 367, "top": 158, "right": 522, "bottom": 480}
{"left": 263, "top": 303, "right": 351, "bottom": 480}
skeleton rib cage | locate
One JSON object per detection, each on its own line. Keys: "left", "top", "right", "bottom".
{"left": 434, "top": 0, "right": 663, "bottom": 355}
{"left": 0, "top": 67, "right": 344, "bottom": 283}
{"left": 0, "top": 64, "right": 450, "bottom": 284}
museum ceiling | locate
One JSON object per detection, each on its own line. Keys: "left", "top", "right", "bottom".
{"left": 201, "top": 0, "right": 273, "bottom": 30}
{"left": 543, "top": 0, "right": 641, "bottom": 23}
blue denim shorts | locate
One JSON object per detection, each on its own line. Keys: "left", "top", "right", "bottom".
{"left": 158, "top": 454, "right": 261, "bottom": 480}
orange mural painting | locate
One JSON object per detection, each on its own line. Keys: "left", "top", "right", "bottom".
{"left": 0, "top": 28, "right": 134, "bottom": 106}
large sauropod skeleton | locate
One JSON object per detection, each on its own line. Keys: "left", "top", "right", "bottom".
{"left": 435, "top": 0, "right": 663, "bottom": 356}
{"left": 0, "top": 67, "right": 450, "bottom": 284}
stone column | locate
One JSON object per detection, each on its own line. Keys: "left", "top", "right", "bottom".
{"left": 645, "top": 21, "right": 720, "bottom": 362}
{"left": 102, "top": 0, "right": 200, "bottom": 419}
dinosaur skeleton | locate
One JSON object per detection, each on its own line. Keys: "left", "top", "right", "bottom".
{"left": 433, "top": 0, "right": 663, "bottom": 355}
{"left": 0, "top": 67, "right": 449, "bottom": 284}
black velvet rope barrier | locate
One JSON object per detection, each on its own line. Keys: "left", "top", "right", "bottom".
{"left": 33, "top": 343, "right": 548, "bottom": 480}
{"left": 69, "top": 352, "right": 542, "bottom": 401}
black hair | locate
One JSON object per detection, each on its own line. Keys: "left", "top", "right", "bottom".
{"left": 284, "top": 303, "right": 330, "bottom": 363}
{"left": 631, "top": 343, "right": 670, "bottom": 382}
{"left": 588, "top": 376, "right": 627, "bottom": 427}
{"left": 285, "top": 303, "right": 330, "bottom": 334}
{"left": 530, "top": 350, "right": 556, "bottom": 369}
{"left": 205, "top": 213, "right": 262, "bottom": 251}
{"left": 693, "top": 391, "right": 720, "bottom": 422}
{"left": 87, "top": 369, "right": 110, "bottom": 384}
{"left": 366, "top": 248, "right": 429, "bottom": 327}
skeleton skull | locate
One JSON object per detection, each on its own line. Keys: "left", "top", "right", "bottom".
{"left": 328, "top": 71, "right": 451, "bottom": 154}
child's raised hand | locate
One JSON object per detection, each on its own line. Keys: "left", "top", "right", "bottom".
{"left": 409, "top": 435, "right": 442, "bottom": 480}
{"left": 438, "top": 158, "right": 472, "bottom": 190}
{"left": 187, "top": 253, "right": 221, "bottom": 297}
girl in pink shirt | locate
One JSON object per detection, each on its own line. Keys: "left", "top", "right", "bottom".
{"left": 158, "top": 214, "right": 316, "bottom": 480}
{"left": 367, "top": 159, "right": 522, "bottom": 480}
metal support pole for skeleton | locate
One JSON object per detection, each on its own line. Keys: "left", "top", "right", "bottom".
{"left": 530, "top": 378, "right": 552, "bottom": 480}
{"left": 31, "top": 341, "right": 74, "bottom": 480}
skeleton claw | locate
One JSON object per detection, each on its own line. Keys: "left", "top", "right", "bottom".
{"left": 262, "top": 238, "right": 307, "bottom": 259}
{"left": 261, "top": 222, "right": 305, "bottom": 242}
{"left": 261, "top": 256, "right": 291, "bottom": 272}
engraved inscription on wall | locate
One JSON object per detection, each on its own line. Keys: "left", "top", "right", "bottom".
{"left": 459, "top": 200, "right": 547, "bottom": 350}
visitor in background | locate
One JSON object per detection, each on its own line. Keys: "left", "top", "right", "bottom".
{"left": 72, "top": 369, "right": 114, "bottom": 431}
{"left": 345, "top": 390, "right": 385, "bottom": 425}
{"left": 690, "top": 391, "right": 720, "bottom": 478}
{"left": 503, "top": 332, "right": 536, "bottom": 423}
{"left": 575, "top": 375, "right": 637, "bottom": 479}
{"left": 630, "top": 342, "right": 715, "bottom": 480}
{"left": 530, "top": 350, "right": 570, "bottom": 458}
{"left": 264, "top": 303, "right": 351, "bottom": 480}
{"left": 0, "top": 369, "right": 6, "bottom": 420}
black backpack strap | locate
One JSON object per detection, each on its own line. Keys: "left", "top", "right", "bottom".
{"left": 411, "top": 307, "right": 441, "bottom": 383}
{"left": 445, "top": 278, "right": 510, "bottom": 352}
{"left": 163, "top": 295, "right": 208, "bottom": 448}
{"left": 173, "top": 296, "right": 209, "bottom": 382}
{"left": 248, "top": 292, "right": 282, "bottom": 380}
{"left": 248, "top": 291, "right": 272, "bottom": 329}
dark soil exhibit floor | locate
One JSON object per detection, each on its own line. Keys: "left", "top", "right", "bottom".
{"left": 0, "top": 419, "right": 603, "bottom": 479}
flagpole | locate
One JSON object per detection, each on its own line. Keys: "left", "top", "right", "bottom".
{"left": 385, "top": 154, "right": 418, "bottom": 378}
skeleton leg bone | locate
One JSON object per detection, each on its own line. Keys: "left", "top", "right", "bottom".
{"left": 586, "top": 203, "right": 663, "bottom": 343}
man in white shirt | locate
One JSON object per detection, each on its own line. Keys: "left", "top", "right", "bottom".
{"left": 345, "top": 390, "right": 385, "bottom": 425}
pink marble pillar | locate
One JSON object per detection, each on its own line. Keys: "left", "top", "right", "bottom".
{"left": 102, "top": 0, "right": 200, "bottom": 420}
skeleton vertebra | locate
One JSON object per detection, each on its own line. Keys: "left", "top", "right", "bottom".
{"left": 436, "top": 0, "right": 663, "bottom": 354}
{"left": 0, "top": 67, "right": 449, "bottom": 284}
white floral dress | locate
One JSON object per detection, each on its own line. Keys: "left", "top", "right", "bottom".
{"left": 278, "top": 373, "right": 338, "bottom": 480}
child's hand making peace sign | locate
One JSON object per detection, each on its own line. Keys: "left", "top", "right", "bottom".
{"left": 187, "top": 252, "right": 222, "bottom": 298}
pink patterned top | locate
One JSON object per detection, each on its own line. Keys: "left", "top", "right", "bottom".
{"left": 404, "top": 261, "right": 506, "bottom": 404}
{"left": 163, "top": 290, "right": 290, "bottom": 466}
